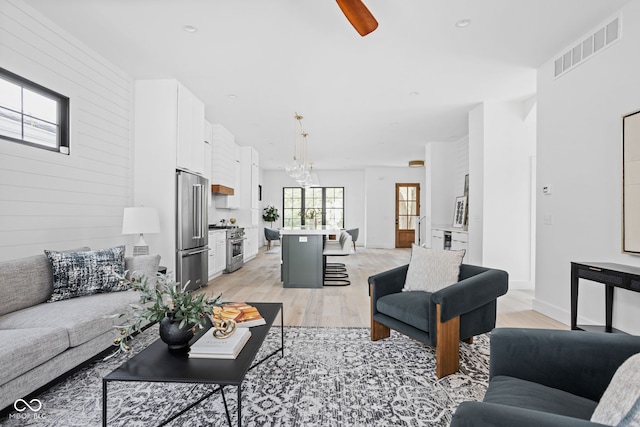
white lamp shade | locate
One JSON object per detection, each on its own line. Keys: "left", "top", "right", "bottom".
{"left": 122, "top": 207, "right": 160, "bottom": 235}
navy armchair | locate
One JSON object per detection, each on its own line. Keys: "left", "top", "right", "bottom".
{"left": 368, "top": 263, "right": 508, "bottom": 378}
{"left": 451, "top": 328, "right": 640, "bottom": 426}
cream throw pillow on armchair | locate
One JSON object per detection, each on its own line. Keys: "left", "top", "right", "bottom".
{"left": 403, "top": 244, "right": 465, "bottom": 293}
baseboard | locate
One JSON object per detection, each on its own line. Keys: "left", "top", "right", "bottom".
{"left": 532, "top": 297, "right": 598, "bottom": 327}
{"left": 509, "top": 280, "right": 533, "bottom": 290}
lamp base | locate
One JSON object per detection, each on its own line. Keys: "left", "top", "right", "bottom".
{"left": 133, "top": 233, "right": 150, "bottom": 256}
{"left": 133, "top": 245, "right": 149, "bottom": 256}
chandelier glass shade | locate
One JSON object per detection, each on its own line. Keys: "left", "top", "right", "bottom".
{"left": 286, "top": 113, "right": 318, "bottom": 188}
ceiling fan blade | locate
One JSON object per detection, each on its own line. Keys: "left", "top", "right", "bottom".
{"left": 336, "top": 0, "right": 379, "bottom": 36}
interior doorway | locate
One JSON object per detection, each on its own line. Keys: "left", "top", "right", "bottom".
{"left": 396, "top": 183, "right": 420, "bottom": 248}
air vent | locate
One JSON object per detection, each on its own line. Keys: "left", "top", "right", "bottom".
{"left": 554, "top": 15, "right": 621, "bottom": 79}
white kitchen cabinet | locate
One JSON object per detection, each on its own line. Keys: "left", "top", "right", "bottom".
{"left": 215, "top": 232, "right": 226, "bottom": 273}
{"left": 133, "top": 79, "right": 206, "bottom": 274}
{"left": 243, "top": 225, "right": 259, "bottom": 262}
{"left": 204, "top": 140, "right": 212, "bottom": 207}
{"left": 215, "top": 145, "right": 240, "bottom": 209}
{"left": 239, "top": 146, "right": 260, "bottom": 220}
{"left": 431, "top": 226, "right": 468, "bottom": 263}
{"left": 176, "top": 83, "right": 205, "bottom": 175}
{"left": 208, "top": 230, "right": 227, "bottom": 279}
{"left": 451, "top": 231, "right": 468, "bottom": 262}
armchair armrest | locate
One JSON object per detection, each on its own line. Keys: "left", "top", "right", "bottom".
{"left": 451, "top": 401, "right": 609, "bottom": 427}
{"left": 432, "top": 267, "right": 508, "bottom": 322}
{"left": 490, "top": 328, "right": 640, "bottom": 402}
{"left": 368, "top": 264, "right": 408, "bottom": 315}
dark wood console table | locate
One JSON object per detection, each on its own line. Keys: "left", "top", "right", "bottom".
{"left": 571, "top": 262, "right": 640, "bottom": 333}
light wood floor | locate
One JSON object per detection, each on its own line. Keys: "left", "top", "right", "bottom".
{"left": 200, "top": 245, "right": 567, "bottom": 330}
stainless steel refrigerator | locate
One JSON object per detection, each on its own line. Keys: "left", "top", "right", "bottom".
{"left": 176, "top": 170, "right": 209, "bottom": 292}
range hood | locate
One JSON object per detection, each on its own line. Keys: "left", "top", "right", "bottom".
{"left": 211, "top": 184, "right": 234, "bottom": 195}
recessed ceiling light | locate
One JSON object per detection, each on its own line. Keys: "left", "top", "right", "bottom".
{"left": 390, "top": 122, "right": 399, "bottom": 127}
{"left": 183, "top": 25, "right": 198, "bottom": 33}
{"left": 228, "top": 94, "right": 238, "bottom": 99}
{"left": 456, "top": 18, "right": 471, "bottom": 28}
{"left": 409, "top": 92, "right": 420, "bottom": 96}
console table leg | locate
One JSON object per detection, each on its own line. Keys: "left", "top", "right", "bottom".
{"left": 606, "top": 284, "right": 614, "bottom": 333}
{"left": 571, "top": 264, "right": 579, "bottom": 330}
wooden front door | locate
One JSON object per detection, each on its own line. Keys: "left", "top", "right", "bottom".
{"left": 396, "top": 183, "right": 420, "bottom": 248}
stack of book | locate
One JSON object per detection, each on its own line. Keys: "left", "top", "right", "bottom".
{"left": 212, "top": 303, "right": 266, "bottom": 327}
{"left": 189, "top": 327, "right": 251, "bottom": 359}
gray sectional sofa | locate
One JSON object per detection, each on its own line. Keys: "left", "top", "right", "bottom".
{"left": 0, "top": 248, "right": 155, "bottom": 411}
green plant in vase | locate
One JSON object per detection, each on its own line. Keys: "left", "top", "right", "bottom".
{"left": 305, "top": 208, "right": 322, "bottom": 228}
{"left": 262, "top": 204, "right": 280, "bottom": 228}
{"left": 112, "top": 273, "right": 222, "bottom": 354}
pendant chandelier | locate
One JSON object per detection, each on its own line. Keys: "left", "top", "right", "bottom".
{"left": 285, "top": 113, "right": 318, "bottom": 188}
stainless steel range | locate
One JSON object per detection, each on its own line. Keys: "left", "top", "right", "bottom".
{"left": 209, "top": 225, "right": 245, "bottom": 273}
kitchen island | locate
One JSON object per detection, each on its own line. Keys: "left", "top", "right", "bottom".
{"left": 280, "top": 226, "right": 342, "bottom": 288}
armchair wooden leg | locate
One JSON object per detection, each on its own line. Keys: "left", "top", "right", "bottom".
{"left": 463, "top": 337, "right": 473, "bottom": 344}
{"left": 370, "top": 283, "right": 390, "bottom": 341}
{"left": 371, "top": 319, "right": 390, "bottom": 341}
{"left": 435, "top": 304, "right": 460, "bottom": 378}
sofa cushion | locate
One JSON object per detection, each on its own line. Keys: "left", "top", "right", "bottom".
{"left": 591, "top": 352, "right": 640, "bottom": 426}
{"left": 377, "top": 291, "right": 431, "bottom": 333}
{"left": 45, "top": 246, "right": 126, "bottom": 302}
{"left": 0, "top": 247, "right": 91, "bottom": 316}
{"left": 484, "top": 375, "right": 598, "bottom": 420}
{"left": 0, "top": 328, "right": 69, "bottom": 385}
{"left": 0, "top": 291, "right": 139, "bottom": 347}
{"left": 403, "top": 245, "right": 465, "bottom": 293}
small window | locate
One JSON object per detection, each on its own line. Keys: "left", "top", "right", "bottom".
{"left": 0, "top": 67, "right": 69, "bottom": 153}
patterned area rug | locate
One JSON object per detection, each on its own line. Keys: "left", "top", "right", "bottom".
{"left": 1, "top": 326, "right": 489, "bottom": 426}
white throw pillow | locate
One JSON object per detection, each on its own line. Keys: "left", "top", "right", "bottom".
{"left": 403, "top": 244, "right": 465, "bottom": 293}
{"left": 591, "top": 352, "right": 640, "bottom": 426}
{"left": 125, "top": 254, "right": 161, "bottom": 285}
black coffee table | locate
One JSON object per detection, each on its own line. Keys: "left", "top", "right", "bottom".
{"left": 102, "top": 302, "right": 283, "bottom": 427}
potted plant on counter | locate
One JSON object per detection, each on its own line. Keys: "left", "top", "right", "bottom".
{"left": 262, "top": 205, "right": 280, "bottom": 228}
{"left": 113, "top": 273, "right": 222, "bottom": 354}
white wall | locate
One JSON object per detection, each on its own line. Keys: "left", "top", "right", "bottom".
{"left": 535, "top": 1, "right": 640, "bottom": 333}
{"left": 364, "top": 167, "right": 426, "bottom": 249}
{"left": 0, "top": 0, "right": 133, "bottom": 261}
{"left": 469, "top": 101, "right": 536, "bottom": 286}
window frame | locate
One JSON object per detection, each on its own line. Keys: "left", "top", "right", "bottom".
{"left": 282, "top": 186, "right": 345, "bottom": 228}
{"left": 0, "top": 67, "right": 70, "bottom": 154}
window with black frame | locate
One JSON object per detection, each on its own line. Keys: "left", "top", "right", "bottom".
{"left": 0, "top": 68, "right": 70, "bottom": 153}
{"left": 283, "top": 187, "right": 344, "bottom": 228}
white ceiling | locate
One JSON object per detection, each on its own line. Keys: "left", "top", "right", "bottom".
{"left": 23, "top": 0, "right": 630, "bottom": 170}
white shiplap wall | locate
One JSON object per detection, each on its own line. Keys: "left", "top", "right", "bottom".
{"left": 0, "top": 0, "right": 133, "bottom": 261}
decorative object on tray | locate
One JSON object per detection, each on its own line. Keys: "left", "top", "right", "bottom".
{"left": 189, "top": 327, "right": 251, "bottom": 359}
{"left": 212, "top": 303, "right": 266, "bottom": 328}
{"left": 210, "top": 315, "right": 237, "bottom": 338}
{"left": 262, "top": 205, "right": 280, "bottom": 228}
{"left": 112, "top": 272, "right": 222, "bottom": 354}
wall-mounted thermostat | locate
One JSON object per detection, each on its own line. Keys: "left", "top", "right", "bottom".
{"left": 543, "top": 185, "right": 553, "bottom": 195}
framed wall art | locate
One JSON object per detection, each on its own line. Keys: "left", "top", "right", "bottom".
{"left": 623, "top": 110, "right": 640, "bottom": 254}
{"left": 453, "top": 196, "right": 467, "bottom": 228}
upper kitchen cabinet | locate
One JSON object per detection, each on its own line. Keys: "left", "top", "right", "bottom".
{"left": 176, "top": 83, "right": 205, "bottom": 175}
{"left": 240, "top": 146, "right": 260, "bottom": 224}
{"left": 133, "top": 79, "right": 206, "bottom": 273}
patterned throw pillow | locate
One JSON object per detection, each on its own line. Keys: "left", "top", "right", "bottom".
{"left": 45, "top": 246, "right": 126, "bottom": 302}
{"left": 591, "top": 352, "right": 640, "bottom": 426}
{"left": 403, "top": 244, "right": 465, "bottom": 293}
